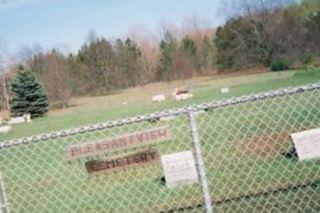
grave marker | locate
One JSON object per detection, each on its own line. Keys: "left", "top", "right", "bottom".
{"left": 220, "top": 87, "right": 230, "bottom": 94}
{"left": 291, "top": 128, "right": 320, "bottom": 161}
{"left": 161, "top": 151, "right": 198, "bottom": 188}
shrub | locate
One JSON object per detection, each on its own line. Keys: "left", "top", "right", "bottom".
{"left": 270, "top": 58, "right": 291, "bottom": 71}
{"left": 299, "top": 53, "right": 314, "bottom": 65}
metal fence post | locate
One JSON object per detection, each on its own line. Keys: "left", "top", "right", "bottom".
{"left": 188, "top": 111, "right": 213, "bottom": 213}
{"left": 0, "top": 173, "right": 9, "bottom": 213}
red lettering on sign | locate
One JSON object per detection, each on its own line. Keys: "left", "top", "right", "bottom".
{"left": 68, "top": 126, "right": 171, "bottom": 160}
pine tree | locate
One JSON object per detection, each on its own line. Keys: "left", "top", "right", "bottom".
{"left": 10, "top": 69, "right": 49, "bottom": 118}
{"left": 181, "top": 36, "right": 200, "bottom": 74}
{"left": 156, "top": 31, "right": 177, "bottom": 81}
{"left": 117, "top": 38, "right": 145, "bottom": 87}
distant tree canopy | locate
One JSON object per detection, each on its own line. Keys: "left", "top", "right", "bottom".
{"left": 115, "top": 38, "right": 147, "bottom": 88}
{"left": 214, "top": 0, "right": 320, "bottom": 70}
{"left": 77, "top": 37, "right": 116, "bottom": 93}
{"left": 157, "top": 31, "right": 214, "bottom": 81}
{"left": 75, "top": 37, "right": 147, "bottom": 94}
{"left": 29, "top": 50, "right": 71, "bottom": 108}
{"left": 306, "top": 11, "right": 320, "bottom": 54}
{"left": 157, "top": 31, "right": 178, "bottom": 81}
{"left": 214, "top": 17, "right": 270, "bottom": 69}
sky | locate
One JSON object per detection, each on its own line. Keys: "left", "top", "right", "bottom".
{"left": 0, "top": 0, "right": 224, "bottom": 53}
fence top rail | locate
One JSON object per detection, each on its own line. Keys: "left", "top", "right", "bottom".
{"left": 0, "top": 82, "right": 319, "bottom": 149}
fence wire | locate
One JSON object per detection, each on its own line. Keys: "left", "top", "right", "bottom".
{"left": 0, "top": 82, "right": 320, "bottom": 212}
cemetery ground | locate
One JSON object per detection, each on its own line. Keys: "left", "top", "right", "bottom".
{"left": 1, "top": 69, "right": 320, "bottom": 142}
{"left": 0, "top": 68, "right": 320, "bottom": 212}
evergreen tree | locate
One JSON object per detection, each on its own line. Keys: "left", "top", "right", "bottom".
{"left": 199, "top": 36, "right": 215, "bottom": 74}
{"left": 214, "top": 18, "right": 270, "bottom": 70}
{"left": 181, "top": 36, "right": 200, "bottom": 73}
{"left": 10, "top": 68, "right": 49, "bottom": 118}
{"left": 116, "top": 38, "right": 145, "bottom": 88}
{"left": 156, "top": 31, "right": 177, "bottom": 81}
{"left": 78, "top": 37, "right": 115, "bottom": 94}
{"left": 181, "top": 36, "right": 197, "bottom": 58}
{"left": 306, "top": 11, "right": 320, "bottom": 54}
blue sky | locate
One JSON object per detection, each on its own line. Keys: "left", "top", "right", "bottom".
{"left": 0, "top": 0, "right": 224, "bottom": 53}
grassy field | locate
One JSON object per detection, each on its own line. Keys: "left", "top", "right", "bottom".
{"left": 1, "top": 69, "right": 320, "bottom": 142}
{"left": 0, "top": 69, "right": 320, "bottom": 212}
{"left": 198, "top": 90, "right": 320, "bottom": 212}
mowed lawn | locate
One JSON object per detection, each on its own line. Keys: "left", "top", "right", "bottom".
{"left": 0, "top": 69, "right": 320, "bottom": 212}
{"left": 1, "top": 69, "right": 320, "bottom": 142}
{"left": 196, "top": 89, "right": 320, "bottom": 212}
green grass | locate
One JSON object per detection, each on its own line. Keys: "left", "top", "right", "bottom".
{"left": 195, "top": 89, "right": 320, "bottom": 212}
{"left": 1, "top": 69, "right": 320, "bottom": 142}
{"left": 0, "top": 69, "right": 320, "bottom": 212}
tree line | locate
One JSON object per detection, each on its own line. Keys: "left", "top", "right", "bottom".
{"left": 7, "top": 30, "right": 215, "bottom": 109}
{"left": 214, "top": 0, "right": 320, "bottom": 70}
{"left": 0, "top": 0, "right": 319, "bottom": 112}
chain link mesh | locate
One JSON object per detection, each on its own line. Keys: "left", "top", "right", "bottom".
{"left": 197, "top": 85, "right": 320, "bottom": 213}
{"left": 0, "top": 82, "right": 320, "bottom": 212}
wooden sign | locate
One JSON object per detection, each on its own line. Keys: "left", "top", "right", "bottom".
{"left": 86, "top": 149, "right": 160, "bottom": 175}
{"left": 291, "top": 128, "right": 320, "bottom": 161}
{"left": 68, "top": 126, "right": 171, "bottom": 160}
{"left": 161, "top": 151, "right": 198, "bottom": 188}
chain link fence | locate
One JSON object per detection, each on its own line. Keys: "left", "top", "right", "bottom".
{"left": 0, "top": 173, "right": 9, "bottom": 213}
{"left": 0, "top": 83, "right": 320, "bottom": 212}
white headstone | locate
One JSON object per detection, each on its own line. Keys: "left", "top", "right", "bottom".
{"left": 8, "top": 117, "right": 25, "bottom": 125}
{"left": 0, "top": 126, "right": 11, "bottom": 134}
{"left": 220, "top": 87, "right": 230, "bottom": 94}
{"left": 23, "top": 113, "right": 31, "bottom": 123}
{"left": 161, "top": 151, "right": 198, "bottom": 188}
{"left": 291, "top": 128, "right": 320, "bottom": 161}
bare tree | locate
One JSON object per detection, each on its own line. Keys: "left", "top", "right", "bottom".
{"left": 78, "top": 36, "right": 116, "bottom": 93}
{"left": 41, "top": 51, "right": 72, "bottom": 108}
{"left": 0, "top": 39, "right": 10, "bottom": 110}
{"left": 17, "top": 44, "right": 44, "bottom": 64}
{"left": 221, "top": 0, "right": 296, "bottom": 19}
{"left": 214, "top": 0, "right": 302, "bottom": 69}
{"left": 26, "top": 49, "right": 72, "bottom": 108}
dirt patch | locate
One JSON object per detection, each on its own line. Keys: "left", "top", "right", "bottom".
{"left": 234, "top": 131, "right": 292, "bottom": 158}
